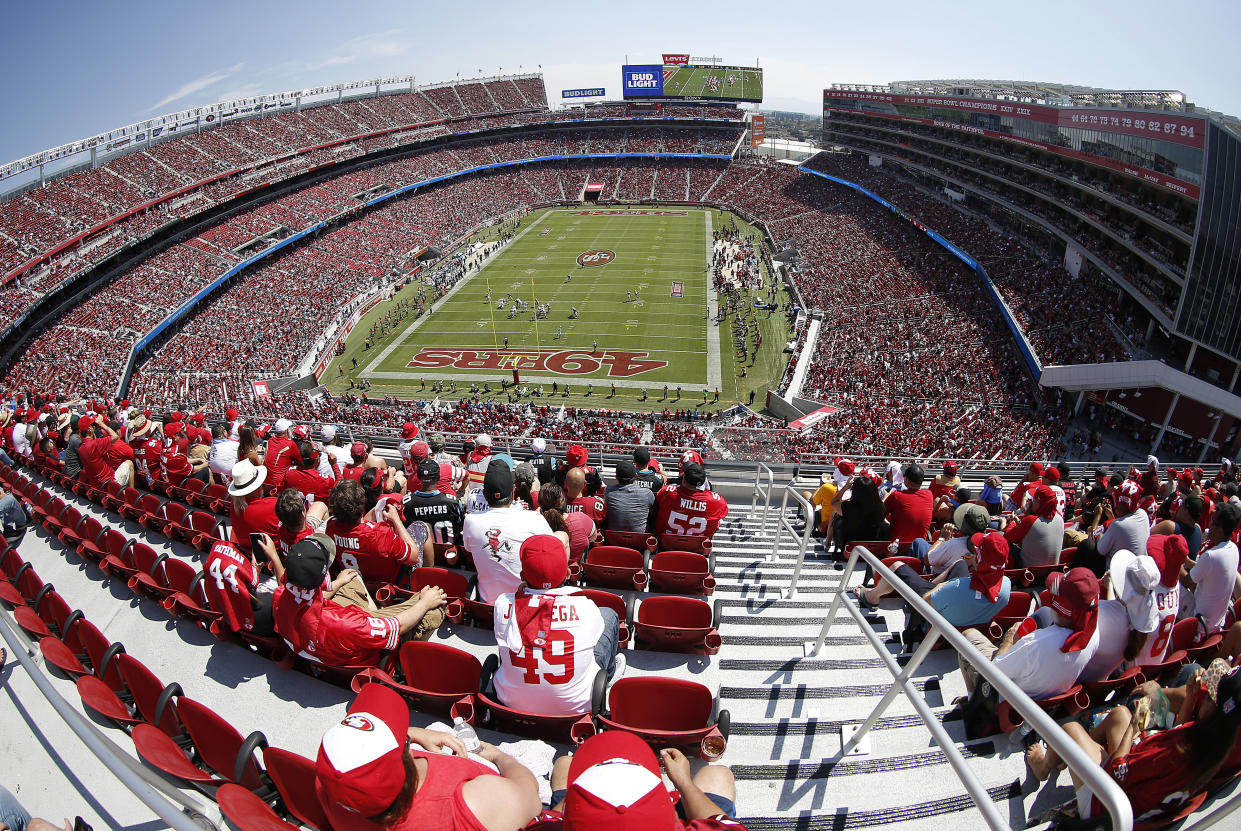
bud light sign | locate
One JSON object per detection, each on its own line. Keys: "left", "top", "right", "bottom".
{"left": 562, "top": 88, "right": 605, "bottom": 99}
{"left": 622, "top": 65, "right": 664, "bottom": 98}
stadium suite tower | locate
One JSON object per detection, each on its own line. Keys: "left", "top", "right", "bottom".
{"left": 821, "top": 80, "right": 1241, "bottom": 458}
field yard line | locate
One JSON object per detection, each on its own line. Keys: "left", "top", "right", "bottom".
{"left": 705, "top": 211, "right": 722, "bottom": 391}
{"left": 362, "top": 211, "right": 551, "bottom": 375}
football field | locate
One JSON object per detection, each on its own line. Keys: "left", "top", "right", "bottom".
{"left": 326, "top": 206, "right": 792, "bottom": 413}
{"left": 661, "top": 67, "right": 763, "bottom": 101}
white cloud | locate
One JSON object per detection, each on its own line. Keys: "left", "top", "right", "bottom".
{"left": 147, "top": 62, "right": 245, "bottom": 112}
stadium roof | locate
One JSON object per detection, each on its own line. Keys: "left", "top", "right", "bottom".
{"left": 830, "top": 79, "right": 1193, "bottom": 112}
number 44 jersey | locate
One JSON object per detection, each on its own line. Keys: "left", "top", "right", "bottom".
{"left": 492, "top": 589, "right": 604, "bottom": 716}
{"left": 655, "top": 483, "right": 729, "bottom": 539}
{"left": 203, "top": 540, "right": 260, "bottom": 633}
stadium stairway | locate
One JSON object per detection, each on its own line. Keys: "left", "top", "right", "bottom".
{"left": 4, "top": 470, "right": 1239, "bottom": 830}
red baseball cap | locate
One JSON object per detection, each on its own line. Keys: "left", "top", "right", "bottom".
{"left": 1147, "top": 533, "right": 1189, "bottom": 588}
{"left": 1046, "top": 567, "right": 1100, "bottom": 652}
{"left": 967, "top": 532, "right": 1009, "bottom": 602}
{"left": 225, "top": 408, "right": 239, "bottom": 421}
{"left": 254, "top": 424, "right": 271, "bottom": 440}
{"left": 943, "top": 461, "right": 959, "bottom": 474}
{"left": 833, "top": 457, "right": 856, "bottom": 476}
{"left": 1042, "top": 467, "right": 1061, "bottom": 483}
{"left": 77, "top": 415, "right": 95, "bottom": 433}
{"left": 1031, "top": 485, "right": 1058, "bottom": 518}
{"left": 351, "top": 441, "right": 368, "bottom": 459}
{"left": 315, "top": 683, "right": 410, "bottom": 818}
{"left": 409, "top": 440, "right": 430, "bottom": 461}
{"left": 520, "top": 534, "right": 569, "bottom": 589}
{"left": 401, "top": 422, "right": 419, "bottom": 440}
{"left": 563, "top": 731, "right": 677, "bottom": 831}
{"left": 1029, "top": 462, "right": 1044, "bottom": 476}
{"left": 164, "top": 421, "right": 184, "bottom": 438}
{"left": 190, "top": 412, "right": 205, "bottom": 425}
{"left": 170, "top": 411, "right": 184, "bottom": 422}
{"left": 567, "top": 444, "right": 588, "bottom": 468}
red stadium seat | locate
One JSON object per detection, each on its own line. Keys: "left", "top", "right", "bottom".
{"left": 176, "top": 697, "right": 269, "bottom": 791}
{"left": 580, "top": 545, "right": 648, "bottom": 590}
{"left": 631, "top": 596, "right": 722, "bottom": 655}
{"left": 578, "top": 588, "right": 630, "bottom": 648}
{"left": 118, "top": 487, "right": 146, "bottom": 521}
{"left": 189, "top": 511, "right": 227, "bottom": 552}
{"left": 216, "top": 784, "right": 300, "bottom": 831}
{"left": 162, "top": 560, "right": 220, "bottom": 627}
{"left": 984, "top": 593, "right": 1035, "bottom": 638}
{"left": 597, "top": 676, "right": 729, "bottom": 759}
{"left": 157, "top": 502, "right": 191, "bottom": 539}
{"left": 647, "top": 550, "right": 716, "bottom": 595}
{"left": 1171, "top": 617, "right": 1223, "bottom": 665}
{"left": 132, "top": 723, "right": 217, "bottom": 785}
{"left": 656, "top": 532, "right": 711, "bottom": 555}
{"left": 116, "top": 653, "right": 186, "bottom": 741}
{"left": 127, "top": 542, "right": 171, "bottom": 598}
{"left": 263, "top": 748, "right": 336, "bottom": 831}
{"left": 374, "top": 566, "right": 467, "bottom": 624}
{"left": 602, "top": 530, "right": 657, "bottom": 554}
{"left": 477, "top": 654, "right": 601, "bottom": 744}
{"left": 55, "top": 505, "right": 86, "bottom": 548}
{"left": 99, "top": 530, "right": 136, "bottom": 578}
{"left": 75, "top": 517, "right": 108, "bottom": 562}
{"left": 351, "top": 641, "right": 481, "bottom": 723}
{"left": 1083, "top": 666, "right": 1146, "bottom": 707}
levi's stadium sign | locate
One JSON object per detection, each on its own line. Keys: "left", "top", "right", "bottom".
{"left": 562, "top": 88, "right": 606, "bottom": 99}
{"left": 662, "top": 54, "right": 690, "bottom": 66}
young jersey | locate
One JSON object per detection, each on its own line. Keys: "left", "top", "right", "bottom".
{"left": 654, "top": 484, "right": 729, "bottom": 539}
{"left": 493, "top": 589, "right": 604, "bottom": 716}
{"left": 272, "top": 584, "right": 398, "bottom": 666}
{"left": 402, "top": 489, "right": 464, "bottom": 548}
{"left": 203, "top": 541, "right": 259, "bottom": 634}
{"left": 1135, "top": 582, "right": 1180, "bottom": 667}
{"left": 325, "top": 518, "right": 416, "bottom": 585}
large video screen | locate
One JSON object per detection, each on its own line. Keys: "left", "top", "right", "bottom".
{"left": 622, "top": 64, "right": 763, "bottom": 102}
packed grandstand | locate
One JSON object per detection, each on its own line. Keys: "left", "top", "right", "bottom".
{"left": 3, "top": 68, "right": 1241, "bottom": 831}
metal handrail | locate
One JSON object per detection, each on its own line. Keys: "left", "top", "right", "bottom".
{"left": 807, "top": 545, "right": 1133, "bottom": 831}
{"left": 767, "top": 484, "right": 814, "bottom": 598}
{"left": 750, "top": 462, "right": 774, "bottom": 534}
{"left": 0, "top": 612, "right": 217, "bottom": 831}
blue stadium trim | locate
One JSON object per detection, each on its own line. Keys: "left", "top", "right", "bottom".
{"left": 797, "top": 165, "right": 1043, "bottom": 380}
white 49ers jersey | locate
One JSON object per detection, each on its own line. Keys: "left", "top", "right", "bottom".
{"left": 493, "top": 589, "right": 604, "bottom": 716}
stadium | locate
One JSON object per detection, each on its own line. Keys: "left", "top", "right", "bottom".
{"left": 1, "top": 32, "right": 1240, "bottom": 831}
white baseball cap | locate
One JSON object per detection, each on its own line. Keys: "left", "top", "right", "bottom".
{"left": 1108, "top": 549, "right": 1161, "bottom": 634}
{"left": 475, "top": 433, "right": 492, "bottom": 447}
{"left": 274, "top": 418, "right": 292, "bottom": 434}
{"left": 321, "top": 425, "right": 337, "bottom": 442}
{"left": 531, "top": 437, "right": 546, "bottom": 453}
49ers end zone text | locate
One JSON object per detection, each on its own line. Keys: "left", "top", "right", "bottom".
{"left": 407, "top": 348, "right": 669, "bottom": 378}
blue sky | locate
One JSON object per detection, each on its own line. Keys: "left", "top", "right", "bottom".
{"left": 2, "top": 0, "right": 1238, "bottom": 165}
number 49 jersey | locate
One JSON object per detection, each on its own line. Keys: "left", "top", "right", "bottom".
{"left": 655, "top": 484, "right": 729, "bottom": 539}
{"left": 203, "top": 541, "right": 259, "bottom": 633}
{"left": 492, "top": 590, "right": 604, "bottom": 716}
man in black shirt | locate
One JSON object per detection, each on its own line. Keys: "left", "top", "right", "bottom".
{"left": 528, "top": 437, "right": 560, "bottom": 488}
{"left": 631, "top": 446, "right": 665, "bottom": 492}
{"left": 402, "top": 458, "right": 465, "bottom": 550}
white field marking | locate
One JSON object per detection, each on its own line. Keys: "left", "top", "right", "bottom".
{"left": 363, "top": 210, "right": 551, "bottom": 374}
{"left": 705, "top": 210, "right": 722, "bottom": 390}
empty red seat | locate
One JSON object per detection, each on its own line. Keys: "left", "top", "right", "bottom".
{"left": 647, "top": 551, "right": 716, "bottom": 595}
{"left": 476, "top": 654, "right": 600, "bottom": 744}
{"left": 127, "top": 543, "right": 170, "bottom": 598}
{"left": 580, "top": 545, "right": 647, "bottom": 590}
{"left": 161, "top": 560, "right": 220, "bottom": 627}
{"left": 188, "top": 511, "right": 227, "bottom": 552}
{"left": 578, "top": 588, "right": 630, "bottom": 647}
{"left": 157, "top": 502, "right": 191, "bottom": 538}
{"left": 656, "top": 532, "right": 711, "bottom": 555}
{"left": 55, "top": 505, "right": 86, "bottom": 548}
{"left": 117, "top": 653, "right": 186, "bottom": 740}
{"left": 176, "top": 697, "right": 268, "bottom": 790}
{"left": 132, "top": 723, "right": 217, "bottom": 785}
{"left": 118, "top": 487, "right": 145, "bottom": 521}
{"left": 1171, "top": 617, "right": 1223, "bottom": 665}
{"left": 264, "top": 748, "right": 335, "bottom": 831}
{"left": 351, "top": 640, "right": 481, "bottom": 722}
{"left": 985, "top": 592, "right": 1035, "bottom": 637}
{"left": 602, "top": 529, "right": 657, "bottom": 554}
{"left": 75, "top": 517, "right": 108, "bottom": 562}
{"left": 597, "top": 676, "right": 729, "bottom": 758}
{"left": 100, "top": 532, "right": 138, "bottom": 580}
{"left": 216, "top": 784, "right": 300, "bottom": 831}
{"left": 632, "top": 596, "right": 721, "bottom": 654}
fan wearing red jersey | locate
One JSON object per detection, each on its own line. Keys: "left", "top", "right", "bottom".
{"left": 274, "top": 488, "right": 329, "bottom": 556}
{"left": 262, "top": 418, "right": 302, "bottom": 489}
{"left": 326, "top": 478, "right": 420, "bottom": 586}
{"left": 283, "top": 440, "right": 336, "bottom": 503}
{"left": 563, "top": 467, "right": 606, "bottom": 525}
{"left": 203, "top": 539, "right": 280, "bottom": 636}
{"left": 493, "top": 535, "right": 623, "bottom": 716}
{"left": 272, "top": 534, "right": 447, "bottom": 666}
{"left": 228, "top": 460, "right": 282, "bottom": 553}
{"left": 655, "top": 462, "right": 729, "bottom": 540}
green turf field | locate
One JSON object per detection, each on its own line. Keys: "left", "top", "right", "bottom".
{"left": 662, "top": 67, "right": 763, "bottom": 102}
{"left": 324, "top": 206, "right": 791, "bottom": 413}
